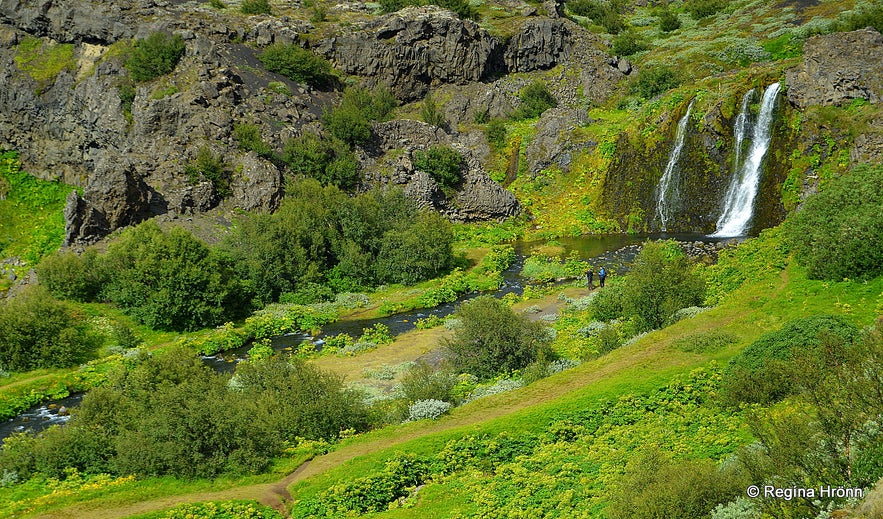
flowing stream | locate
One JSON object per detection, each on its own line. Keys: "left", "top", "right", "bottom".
{"left": 655, "top": 100, "right": 695, "bottom": 232}
{"left": 712, "top": 83, "right": 781, "bottom": 237}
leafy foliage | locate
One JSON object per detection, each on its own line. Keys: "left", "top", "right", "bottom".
{"left": 420, "top": 92, "right": 446, "bottom": 128}
{"left": 784, "top": 164, "right": 883, "bottom": 281}
{"left": 612, "top": 29, "right": 650, "bottom": 56}
{"left": 379, "top": 0, "right": 478, "bottom": 21}
{"left": 233, "top": 123, "right": 273, "bottom": 158}
{"left": 445, "top": 296, "right": 553, "bottom": 379}
{"left": 323, "top": 87, "right": 397, "bottom": 146}
{"left": 37, "top": 250, "right": 106, "bottom": 302}
{"left": 101, "top": 221, "right": 251, "bottom": 331}
{"left": 684, "top": 0, "right": 727, "bottom": 19}
{"left": 283, "top": 134, "right": 361, "bottom": 190}
{"left": 184, "top": 146, "right": 230, "bottom": 198}
{"left": 407, "top": 399, "right": 453, "bottom": 421}
{"left": 512, "top": 81, "right": 557, "bottom": 120}
{"left": 240, "top": 0, "right": 272, "bottom": 14}
{"left": 258, "top": 43, "right": 333, "bottom": 87}
{"left": 657, "top": 6, "right": 682, "bottom": 32}
{"left": 567, "top": 0, "right": 625, "bottom": 33}
{"left": 412, "top": 146, "right": 464, "bottom": 189}
{"left": 151, "top": 500, "right": 282, "bottom": 519}
{"left": 630, "top": 65, "right": 681, "bottom": 99}
{"left": 125, "top": 32, "right": 185, "bottom": 82}
{"left": 400, "top": 362, "right": 456, "bottom": 403}
{"left": 13, "top": 36, "right": 75, "bottom": 89}
{"left": 485, "top": 119, "right": 507, "bottom": 150}
{"left": 0, "top": 287, "right": 99, "bottom": 372}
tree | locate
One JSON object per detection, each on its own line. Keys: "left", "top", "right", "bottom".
{"left": 412, "top": 146, "right": 464, "bottom": 189}
{"left": 258, "top": 43, "right": 334, "bottom": 87}
{"left": 374, "top": 211, "right": 455, "bottom": 284}
{"left": 445, "top": 296, "right": 553, "bottom": 379}
{"left": 621, "top": 241, "right": 705, "bottom": 331}
{"left": 323, "top": 87, "right": 398, "bottom": 146}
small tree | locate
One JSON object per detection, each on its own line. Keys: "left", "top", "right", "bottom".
{"left": 513, "top": 81, "right": 557, "bottom": 120}
{"left": 658, "top": 7, "right": 682, "bottom": 32}
{"left": 258, "top": 43, "right": 333, "bottom": 87}
{"left": 420, "top": 92, "right": 446, "bottom": 128}
{"left": 445, "top": 296, "right": 553, "bottom": 379}
{"left": 412, "top": 146, "right": 464, "bottom": 189}
{"left": 323, "top": 86, "right": 397, "bottom": 146}
{"left": 125, "top": 32, "right": 185, "bottom": 82}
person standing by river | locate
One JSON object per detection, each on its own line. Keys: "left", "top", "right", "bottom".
{"left": 586, "top": 268, "right": 593, "bottom": 290}
{"left": 598, "top": 266, "right": 607, "bottom": 288}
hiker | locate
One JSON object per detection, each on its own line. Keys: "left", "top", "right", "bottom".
{"left": 586, "top": 268, "right": 594, "bottom": 290}
{"left": 598, "top": 266, "right": 607, "bottom": 287}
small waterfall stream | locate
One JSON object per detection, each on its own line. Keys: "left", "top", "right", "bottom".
{"left": 712, "top": 83, "right": 781, "bottom": 237}
{"left": 655, "top": 100, "right": 695, "bottom": 231}
{"left": 732, "top": 89, "right": 754, "bottom": 172}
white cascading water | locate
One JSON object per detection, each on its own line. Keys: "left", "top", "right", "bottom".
{"left": 655, "top": 100, "right": 695, "bottom": 232}
{"left": 712, "top": 82, "right": 780, "bottom": 237}
{"left": 732, "top": 89, "right": 754, "bottom": 172}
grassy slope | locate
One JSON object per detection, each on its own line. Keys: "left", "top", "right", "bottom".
{"left": 16, "top": 234, "right": 883, "bottom": 517}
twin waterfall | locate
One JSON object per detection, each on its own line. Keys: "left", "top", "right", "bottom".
{"left": 653, "top": 82, "right": 781, "bottom": 237}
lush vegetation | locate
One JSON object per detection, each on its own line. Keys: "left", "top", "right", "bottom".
{"left": 412, "top": 145, "right": 464, "bottom": 189}
{"left": 513, "top": 81, "right": 557, "bottom": 120}
{"left": 379, "top": 0, "right": 478, "bottom": 21}
{"left": 282, "top": 133, "right": 361, "bottom": 190}
{"left": 13, "top": 36, "right": 75, "bottom": 91}
{"left": 258, "top": 43, "right": 334, "bottom": 87}
{"left": 125, "top": 32, "right": 186, "bottom": 82}
{"left": 323, "top": 86, "right": 397, "bottom": 146}
{"left": 785, "top": 164, "right": 883, "bottom": 281}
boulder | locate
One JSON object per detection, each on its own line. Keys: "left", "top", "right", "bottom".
{"left": 0, "top": 0, "right": 135, "bottom": 44}
{"left": 504, "top": 18, "right": 573, "bottom": 72}
{"left": 525, "top": 106, "right": 593, "bottom": 175}
{"left": 786, "top": 28, "right": 883, "bottom": 109}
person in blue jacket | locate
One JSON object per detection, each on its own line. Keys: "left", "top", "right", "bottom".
{"left": 598, "top": 266, "right": 607, "bottom": 287}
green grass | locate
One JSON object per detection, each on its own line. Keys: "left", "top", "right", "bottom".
{"left": 0, "top": 151, "right": 74, "bottom": 270}
{"left": 13, "top": 37, "right": 76, "bottom": 91}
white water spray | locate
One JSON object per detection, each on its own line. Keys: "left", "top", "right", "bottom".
{"left": 712, "top": 82, "right": 780, "bottom": 237}
{"left": 732, "top": 89, "right": 754, "bottom": 172}
{"left": 655, "top": 100, "right": 694, "bottom": 232}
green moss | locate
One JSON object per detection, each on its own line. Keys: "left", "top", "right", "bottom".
{"left": 13, "top": 36, "right": 76, "bottom": 92}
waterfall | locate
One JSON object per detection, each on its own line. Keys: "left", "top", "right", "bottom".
{"left": 732, "top": 89, "right": 754, "bottom": 172}
{"left": 712, "top": 82, "right": 780, "bottom": 237}
{"left": 655, "top": 100, "right": 694, "bottom": 232}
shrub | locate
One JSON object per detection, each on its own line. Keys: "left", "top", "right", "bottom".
{"left": 407, "top": 399, "right": 453, "bottom": 421}
{"left": 400, "top": 363, "right": 456, "bottom": 403}
{"left": 620, "top": 241, "right": 705, "bottom": 331}
{"left": 420, "top": 92, "right": 446, "bottom": 128}
{"left": 184, "top": 146, "right": 230, "bottom": 198}
{"left": 379, "top": 0, "right": 478, "bottom": 20}
{"left": 839, "top": 1, "right": 883, "bottom": 33}
{"left": 0, "top": 286, "right": 99, "bottom": 371}
{"left": 258, "top": 43, "right": 333, "bottom": 87}
{"left": 37, "top": 249, "right": 105, "bottom": 302}
{"left": 658, "top": 7, "right": 682, "bottom": 32}
{"left": 612, "top": 30, "right": 649, "bottom": 56}
{"left": 233, "top": 123, "right": 273, "bottom": 157}
{"left": 412, "top": 145, "right": 464, "bottom": 189}
{"left": 153, "top": 500, "right": 283, "bottom": 519}
{"left": 567, "top": 0, "right": 625, "bottom": 33}
{"left": 445, "top": 296, "right": 553, "bottom": 379}
{"left": 241, "top": 0, "right": 272, "bottom": 14}
{"left": 630, "top": 65, "right": 680, "bottom": 99}
{"left": 784, "top": 164, "right": 883, "bottom": 281}
{"left": 125, "top": 32, "right": 185, "bottom": 82}
{"left": 596, "top": 324, "right": 622, "bottom": 354}
{"left": 283, "top": 134, "right": 361, "bottom": 189}
{"left": 485, "top": 118, "right": 507, "bottom": 149}
{"left": 673, "top": 330, "right": 738, "bottom": 354}
{"left": 589, "top": 282, "right": 624, "bottom": 321}
{"left": 513, "top": 81, "right": 557, "bottom": 120}
{"left": 317, "top": 454, "right": 429, "bottom": 514}
{"left": 101, "top": 221, "right": 251, "bottom": 331}
{"left": 360, "top": 323, "right": 393, "bottom": 345}
{"left": 720, "top": 315, "right": 859, "bottom": 405}
{"left": 323, "top": 86, "right": 397, "bottom": 146}
{"left": 373, "top": 211, "right": 455, "bottom": 284}
{"left": 685, "top": 0, "right": 727, "bottom": 19}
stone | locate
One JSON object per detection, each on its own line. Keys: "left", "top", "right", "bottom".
{"left": 786, "top": 28, "right": 883, "bottom": 109}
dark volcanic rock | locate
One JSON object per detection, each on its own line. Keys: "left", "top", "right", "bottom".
{"left": 316, "top": 6, "right": 500, "bottom": 101}
{"left": 525, "top": 106, "right": 593, "bottom": 175}
{"left": 504, "top": 18, "right": 573, "bottom": 72}
{"left": 0, "top": 0, "right": 135, "bottom": 44}
{"left": 786, "top": 28, "right": 883, "bottom": 109}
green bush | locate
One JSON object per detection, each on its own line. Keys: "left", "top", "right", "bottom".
{"left": 400, "top": 362, "right": 456, "bottom": 403}
{"left": 658, "top": 7, "right": 682, "bottom": 32}
{"left": 101, "top": 221, "right": 251, "bottom": 331}
{"left": 412, "top": 145, "right": 464, "bottom": 189}
{"left": 720, "top": 315, "right": 859, "bottom": 405}
{"left": 684, "top": 0, "right": 727, "bottom": 19}
{"left": 374, "top": 211, "right": 455, "bottom": 284}
{"left": 37, "top": 249, "right": 105, "bottom": 302}
{"left": 184, "top": 146, "right": 230, "bottom": 198}
{"left": 379, "top": 0, "right": 478, "bottom": 20}
{"left": 323, "top": 86, "right": 397, "bottom": 146}
{"left": 125, "top": 32, "right": 185, "bottom": 82}
{"left": 485, "top": 118, "right": 507, "bottom": 149}
{"left": 589, "top": 282, "right": 624, "bottom": 321}
{"left": 282, "top": 134, "right": 361, "bottom": 189}
{"left": 445, "top": 295, "right": 553, "bottom": 379}
{"left": 612, "top": 30, "right": 649, "bottom": 56}
{"left": 420, "top": 92, "right": 446, "bottom": 128}
{"left": 839, "top": 1, "right": 883, "bottom": 33}
{"left": 621, "top": 241, "right": 706, "bottom": 331}
{"left": 630, "top": 65, "right": 680, "bottom": 99}
{"left": 233, "top": 123, "right": 273, "bottom": 158}
{"left": 513, "top": 81, "right": 557, "bottom": 120}
{"left": 567, "top": 0, "right": 625, "bottom": 34}
{"left": 241, "top": 0, "right": 272, "bottom": 14}
{"left": 258, "top": 43, "right": 333, "bottom": 87}
{"left": 0, "top": 286, "right": 99, "bottom": 372}
{"left": 784, "top": 164, "right": 883, "bottom": 281}
{"left": 153, "top": 500, "right": 283, "bottom": 519}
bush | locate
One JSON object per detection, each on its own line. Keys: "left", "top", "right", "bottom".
{"left": 412, "top": 146, "right": 464, "bottom": 189}
{"left": 612, "top": 30, "right": 649, "bottom": 56}
{"left": 445, "top": 296, "right": 553, "bottom": 379}
{"left": 379, "top": 0, "right": 478, "bottom": 20}
{"left": 589, "top": 282, "right": 624, "bottom": 321}
{"left": 630, "top": 65, "right": 680, "bottom": 99}
{"left": 720, "top": 315, "right": 859, "bottom": 405}
{"left": 258, "top": 43, "right": 333, "bottom": 87}
{"left": 125, "top": 32, "right": 185, "bottom": 82}
{"left": 241, "top": 0, "right": 272, "bottom": 14}
{"left": 323, "top": 86, "right": 397, "bottom": 146}
{"left": 283, "top": 134, "right": 361, "bottom": 190}
{"left": 37, "top": 249, "right": 105, "bottom": 302}
{"left": 620, "top": 241, "right": 706, "bottom": 331}
{"left": 184, "top": 146, "right": 230, "bottom": 198}
{"left": 513, "top": 81, "right": 557, "bottom": 120}
{"left": 567, "top": 0, "right": 625, "bottom": 34}
{"left": 233, "top": 123, "right": 273, "bottom": 158}
{"left": 420, "top": 92, "right": 446, "bottom": 128}
{"left": 0, "top": 286, "right": 99, "bottom": 372}
{"left": 784, "top": 164, "right": 883, "bottom": 281}
{"left": 373, "top": 211, "right": 455, "bottom": 285}
{"left": 400, "top": 362, "right": 456, "bottom": 403}
{"left": 485, "top": 118, "right": 507, "bottom": 149}
{"left": 658, "top": 7, "right": 682, "bottom": 32}
{"left": 839, "top": 1, "right": 883, "bottom": 33}
{"left": 407, "top": 399, "right": 453, "bottom": 421}
{"left": 101, "top": 221, "right": 251, "bottom": 331}
{"left": 685, "top": 0, "right": 727, "bottom": 19}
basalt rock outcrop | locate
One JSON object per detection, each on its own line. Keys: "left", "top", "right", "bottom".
{"left": 786, "top": 28, "right": 883, "bottom": 109}
{"left": 316, "top": 6, "right": 500, "bottom": 102}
